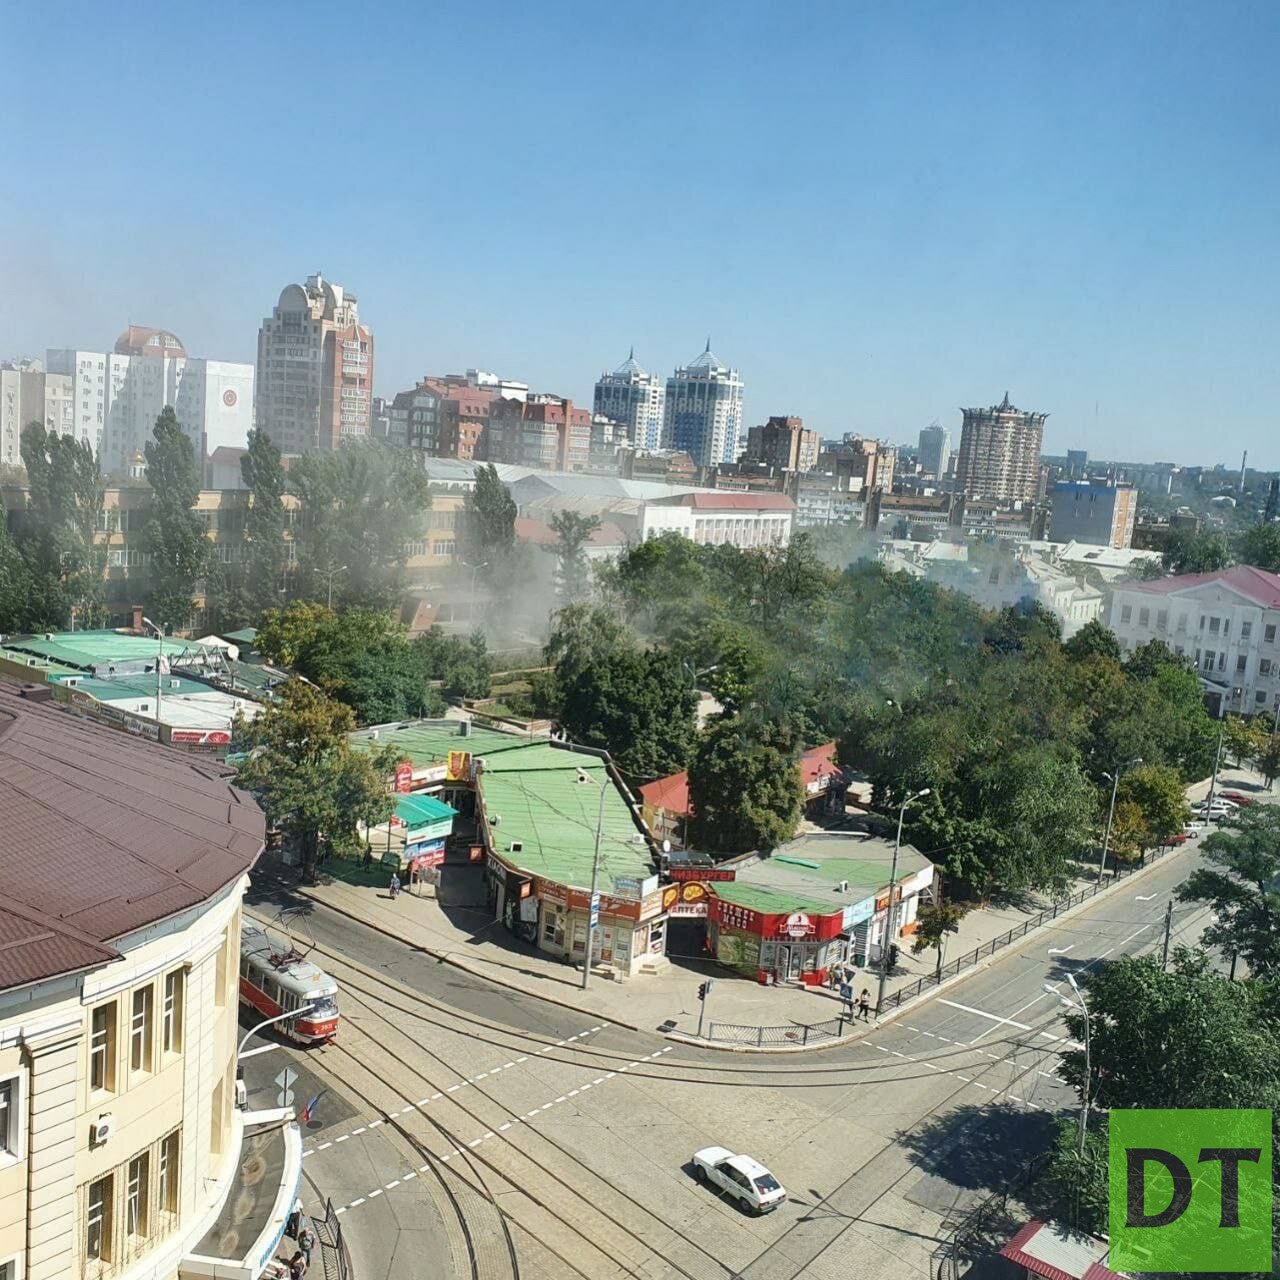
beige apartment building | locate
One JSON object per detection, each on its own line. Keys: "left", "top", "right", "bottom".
{"left": 0, "top": 683, "right": 292, "bottom": 1280}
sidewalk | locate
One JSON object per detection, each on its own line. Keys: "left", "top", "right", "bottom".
{"left": 274, "top": 764, "right": 1264, "bottom": 1048}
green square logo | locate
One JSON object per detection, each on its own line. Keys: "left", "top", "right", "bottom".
{"left": 1109, "top": 1108, "right": 1272, "bottom": 1272}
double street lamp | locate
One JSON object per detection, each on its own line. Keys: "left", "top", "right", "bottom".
{"left": 875, "top": 786, "right": 931, "bottom": 1016}
{"left": 1045, "top": 974, "right": 1091, "bottom": 1157}
{"left": 575, "top": 768, "right": 609, "bottom": 991}
{"left": 1097, "top": 757, "right": 1142, "bottom": 886}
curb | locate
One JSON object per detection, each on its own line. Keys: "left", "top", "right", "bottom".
{"left": 288, "top": 882, "right": 648, "bottom": 1034}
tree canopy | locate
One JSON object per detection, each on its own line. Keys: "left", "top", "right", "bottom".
{"left": 142, "top": 407, "right": 209, "bottom": 630}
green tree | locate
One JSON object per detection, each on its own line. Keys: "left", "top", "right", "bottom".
{"left": 0, "top": 503, "right": 34, "bottom": 631}
{"left": 911, "top": 900, "right": 970, "bottom": 980}
{"left": 688, "top": 721, "right": 803, "bottom": 855}
{"left": 290, "top": 441, "right": 431, "bottom": 610}
{"left": 464, "top": 462, "right": 517, "bottom": 562}
{"left": 1223, "top": 714, "right": 1267, "bottom": 768}
{"left": 19, "top": 421, "right": 107, "bottom": 628}
{"left": 1162, "top": 526, "right": 1233, "bottom": 574}
{"left": 1237, "top": 521, "right": 1280, "bottom": 573}
{"left": 142, "top": 407, "right": 209, "bottom": 630}
{"left": 1260, "top": 735, "right": 1280, "bottom": 791}
{"left": 1117, "top": 763, "right": 1191, "bottom": 851}
{"left": 546, "top": 510, "right": 601, "bottom": 603}
{"left": 233, "top": 681, "right": 401, "bottom": 882}
{"left": 742, "top": 531, "right": 834, "bottom": 626}
{"left": 241, "top": 428, "right": 289, "bottom": 615}
{"left": 1062, "top": 619, "right": 1122, "bottom": 663}
{"left": 1178, "top": 805, "right": 1280, "bottom": 979}
{"left": 411, "top": 627, "right": 491, "bottom": 699}
{"left": 557, "top": 645, "right": 697, "bottom": 780}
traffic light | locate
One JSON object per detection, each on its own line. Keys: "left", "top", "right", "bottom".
{"left": 697, "top": 981, "right": 710, "bottom": 1001}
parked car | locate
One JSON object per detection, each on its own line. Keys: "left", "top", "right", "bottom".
{"left": 1220, "top": 791, "right": 1257, "bottom": 806}
{"left": 1192, "top": 798, "right": 1238, "bottom": 818}
{"left": 1160, "top": 832, "right": 1190, "bottom": 847}
{"left": 691, "top": 1147, "right": 787, "bottom": 1214}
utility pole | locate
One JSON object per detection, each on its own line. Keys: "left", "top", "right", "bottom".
{"left": 1097, "top": 757, "right": 1141, "bottom": 886}
{"left": 696, "top": 980, "right": 714, "bottom": 1037}
{"left": 323, "top": 563, "right": 347, "bottom": 610}
{"left": 578, "top": 768, "right": 608, "bottom": 991}
{"left": 1045, "top": 975, "right": 1091, "bottom": 1157}
{"left": 1161, "top": 900, "right": 1173, "bottom": 968}
{"left": 1206, "top": 713, "right": 1227, "bottom": 809}
{"left": 142, "top": 616, "right": 164, "bottom": 727}
{"left": 876, "top": 786, "right": 930, "bottom": 1016}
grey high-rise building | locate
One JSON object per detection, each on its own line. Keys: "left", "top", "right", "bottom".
{"left": 593, "top": 349, "right": 665, "bottom": 450}
{"left": 955, "top": 392, "right": 1046, "bottom": 504}
{"left": 663, "top": 341, "right": 744, "bottom": 467}
{"left": 917, "top": 424, "right": 950, "bottom": 479}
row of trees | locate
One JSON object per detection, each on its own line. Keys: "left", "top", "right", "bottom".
{"left": 1162, "top": 520, "right": 1280, "bottom": 575}
{"left": 1043, "top": 806, "right": 1280, "bottom": 1256}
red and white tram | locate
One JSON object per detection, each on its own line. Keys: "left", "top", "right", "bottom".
{"left": 239, "top": 922, "right": 339, "bottom": 1044}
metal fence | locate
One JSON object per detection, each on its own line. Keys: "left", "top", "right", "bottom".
{"left": 707, "top": 1015, "right": 847, "bottom": 1047}
{"left": 880, "top": 843, "right": 1176, "bottom": 1016}
{"left": 315, "top": 1197, "right": 351, "bottom": 1280}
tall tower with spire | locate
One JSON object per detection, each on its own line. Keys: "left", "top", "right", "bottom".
{"left": 955, "top": 391, "right": 1046, "bottom": 504}
{"left": 662, "top": 340, "right": 745, "bottom": 467}
{"left": 593, "top": 348, "right": 665, "bottom": 450}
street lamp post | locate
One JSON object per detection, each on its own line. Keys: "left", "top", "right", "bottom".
{"left": 1046, "top": 975, "right": 1091, "bottom": 1156}
{"left": 1097, "top": 757, "right": 1142, "bottom": 886}
{"left": 576, "top": 768, "right": 609, "bottom": 991}
{"left": 876, "top": 786, "right": 930, "bottom": 1016}
{"left": 322, "top": 564, "right": 348, "bottom": 610}
{"left": 467, "top": 561, "right": 489, "bottom": 626}
{"left": 141, "top": 616, "right": 165, "bottom": 726}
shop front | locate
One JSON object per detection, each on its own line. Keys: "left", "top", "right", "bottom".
{"left": 708, "top": 893, "right": 850, "bottom": 986}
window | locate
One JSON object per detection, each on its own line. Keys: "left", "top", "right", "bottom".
{"left": 213, "top": 932, "right": 228, "bottom": 1007}
{"left": 1157, "top": 610, "right": 1168, "bottom": 631}
{"left": 0, "top": 1077, "right": 16, "bottom": 1159}
{"left": 211, "top": 1079, "right": 224, "bottom": 1155}
{"left": 87, "top": 1174, "right": 114, "bottom": 1263}
{"left": 162, "top": 970, "right": 184, "bottom": 1054}
{"left": 1224, "top": 618, "right": 1231, "bottom": 638}
{"left": 126, "top": 1154, "right": 149, "bottom": 1241}
{"left": 1120, "top": 605, "right": 1132, "bottom": 624}
{"left": 1202, "top": 651, "right": 1215, "bottom": 672}
{"left": 90, "top": 1003, "right": 116, "bottom": 1092}
{"left": 1267, "top": 624, "right": 1277, "bottom": 644}
{"left": 157, "top": 1131, "right": 180, "bottom": 1214}
{"left": 0, "top": 1259, "right": 17, "bottom": 1280}
{"left": 1236, "top": 654, "right": 1248, "bottom": 673}
{"left": 1218, "top": 652, "right": 1226, "bottom": 672}
{"left": 1257, "top": 691, "right": 1268, "bottom": 705}
{"left": 1209, "top": 616, "right": 1221, "bottom": 634}
{"left": 130, "top": 986, "right": 153, "bottom": 1074}
{"left": 1262, "top": 659, "right": 1273, "bottom": 677}
{"left": 1138, "top": 607, "right": 1150, "bottom": 627}
{"left": 1242, "top": 621, "right": 1253, "bottom": 640}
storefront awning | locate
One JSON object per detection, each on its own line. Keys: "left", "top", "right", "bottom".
{"left": 395, "top": 792, "right": 458, "bottom": 826}
{"left": 181, "top": 1109, "right": 302, "bottom": 1280}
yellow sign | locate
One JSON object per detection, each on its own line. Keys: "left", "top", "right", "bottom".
{"left": 446, "top": 750, "right": 472, "bottom": 782}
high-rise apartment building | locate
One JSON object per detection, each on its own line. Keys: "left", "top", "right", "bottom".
{"left": 818, "top": 434, "right": 897, "bottom": 493}
{"left": 255, "top": 273, "right": 374, "bottom": 454}
{"left": 1049, "top": 481, "right": 1137, "bottom": 548}
{"left": 955, "top": 392, "right": 1046, "bottom": 504}
{"left": 0, "top": 360, "right": 73, "bottom": 468}
{"left": 593, "top": 349, "right": 665, "bottom": 450}
{"left": 389, "top": 380, "right": 443, "bottom": 454}
{"left": 917, "top": 423, "right": 950, "bottom": 479}
{"left": 743, "top": 415, "right": 820, "bottom": 472}
{"left": 663, "top": 342, "right": 744, "bottom": 468}
{"left": 46, "top": 329, "right": 252, "bottom": 475}
{"left": 487, "top": 395, "right": 592, "bottom": 470}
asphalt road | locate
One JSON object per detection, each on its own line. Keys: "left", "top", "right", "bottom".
{"left": 240, "top": 834, "right": 1222, "bottom": 1280}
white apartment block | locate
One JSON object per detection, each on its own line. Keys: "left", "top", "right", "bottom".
{"left": 0, "top": 363, "right": 76, "bottom": 466}
{"left": 663, "top": 342, "right": 744, "bottom": 468}
{"left": 48, "top": 329, "right": 252, "bottom": 475}
{"left": 1108, "top": 565, "right": 1280, "bottom": 715}
{"left": 641, "top": 491, "right": 793, "bottom": 548}
{"left": 593, "top": 350, "right": 665, "bottom": 450}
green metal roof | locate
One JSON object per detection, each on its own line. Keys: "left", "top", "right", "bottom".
{"left": 65, "top": 673, "right": 216, "bottom": 703}
{"left": 351, "top": 721, "right": 531, "bottom": 766}
{"left": 1, "top": 630, "right": 199, "bottom": 671}
{"left": 395, "top": 792, "right": 457, "bottom": 826}
{"left": 222, "top": 628, "right": 258, "bottom": 644}
{"left": 0, "top": 651, "right": 84, "bottom": 679}
{"left": 712, "top": 882, "right": 840, "bottom": 916}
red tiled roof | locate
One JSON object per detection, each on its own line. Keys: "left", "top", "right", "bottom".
{"left": 800, "top": 742, "right": 842, "bottom": 788}
{"left": 639, "top": 770, "right": 690, "bottom": 816}
{"left": 1125, "top": 564, "right": 1280, "bottom": 607}
{"left": 999, "top": 1220, "right": 1127, "bottom": 1280}
{"left": 0, "top": 685, "right": 264, "bottom": 992}
{"left": 670, "top": 492, "right": 796, "bottom": 511}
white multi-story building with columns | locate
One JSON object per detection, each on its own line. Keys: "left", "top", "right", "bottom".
{"left": 1108, "top": 564, "right": 1280, "bottom": 716}
{"left": 0, "top": 682, "right": 297, "bottom": 1280}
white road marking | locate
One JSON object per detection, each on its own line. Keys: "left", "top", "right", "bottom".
{"left": 938, "top": 999, "right": 1033, "bottom": 1032}
{"left": 1136, "top": 894, "right": 1156, "bottom": 901}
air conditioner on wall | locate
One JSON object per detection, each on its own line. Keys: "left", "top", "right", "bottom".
{"left": 91, "top": 1115, "right": 113, "bottom": 1146}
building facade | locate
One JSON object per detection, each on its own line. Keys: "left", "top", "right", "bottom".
{"left": 593, "top": 351, "right": 665, "bottom": 451}
{"left": 0, "top": 683, "right": 298, "bottom": 1280}
{"left": 817, "top": 435, "right": 896, "bottom": 494}
{"left": 955, "top": 392, "right": 1046, "bottom": 504}
{"left": 487, "top": 396, "right": 591, "bottom": 471}
{"left": 0, "top": 363, "right": 64, "bottom": 470}
{"left": 743, "top": 416, "right": 820, "bottom": 472}
{"left": 1048, "top": 481, "right": 1137, "bottom": 548}
{"left": 1108, "top": 565, "right": 1280, "bottom": 715}
{"left": 45, "top": 331, "right": 252, "bottom": 477}
{"left": 641, "top": 491, "right": 794, "bottom": 547}
{"left": 917, "top": 424, "right": 950, "bottom": 479}
{"left": 389, "top": 381, "right": 443, "bottom": 455}
{"left": 255, "top": 274, "right": 373, "bottom": 454}
{"left": 663, "top": 342, "right": 744, "bottom": 468}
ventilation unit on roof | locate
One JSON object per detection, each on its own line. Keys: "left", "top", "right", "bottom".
{"left": 508, "top": 840, "right": 523, "bottom": 854}
{"left": 836, "top": 880, "right": 849, "bottom": 893}
{"left": 170, "top": 679, "right": 180, "bottom": 689}
{"left": 44, "top": 633, "right": 54, "bottom": 641}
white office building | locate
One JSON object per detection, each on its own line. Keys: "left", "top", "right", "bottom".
{"left": 48, "top": 329, "right": 252, "bottom": 475}
{"left": 663, "top": 342, "right": 744, "bottom": 468}
{"left": 1109, "top": 565, "right": 1280, "bottom": 715}
{"left": 593, "top": 349, "right": 665, "bottom": 450}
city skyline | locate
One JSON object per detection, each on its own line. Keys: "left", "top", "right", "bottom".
{"left": 4, "top": 3, "right": 1280, "bottom": 467}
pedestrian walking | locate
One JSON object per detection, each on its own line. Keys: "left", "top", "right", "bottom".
{"left": 857, "top": 988, "right": 871, "bottom": 1021}
{"left": 296, "top": 1225, "right": 315, "bottom": 1269}
{"left": 389, "top": 872, "right": 401, "bottom": 899}
{"left": 288, "top": 1255, "right": 308, "bottom": 1279}
{"left": 285, "top": 1197, "right": 303, "bottom": 1240}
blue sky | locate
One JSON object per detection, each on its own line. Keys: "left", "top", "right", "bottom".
{"left": 4, "top": 0, "right": 1279, "bottom": 465}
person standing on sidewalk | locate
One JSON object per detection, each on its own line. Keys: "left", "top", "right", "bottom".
{"left": 857, "top": 988, "right": 871, "bottom": 1021}
{"left": 389, "top": 872, "right": 401, "bottom": 899}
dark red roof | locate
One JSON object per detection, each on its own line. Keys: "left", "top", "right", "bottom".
{"left": 1125, "top": 564, "right": 1280, "bottom": 607}
{"left": 999, "top": 1220, "right": 1127, "bottom": 1280}
{"left": 672, "top": 492, "right": 796, "bottom": 511}
{"left": 800, "top": 742, "right": 842, "bottom": 788}
{"left": 0, "top": 685, "right": 264, "bottom": 992}
{"left": 639, "top": 770, "right": 690, "bottom": 815}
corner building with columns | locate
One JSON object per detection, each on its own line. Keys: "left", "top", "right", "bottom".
{"left": 0, "top": 683, "right": 295, "bottom": 1280}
